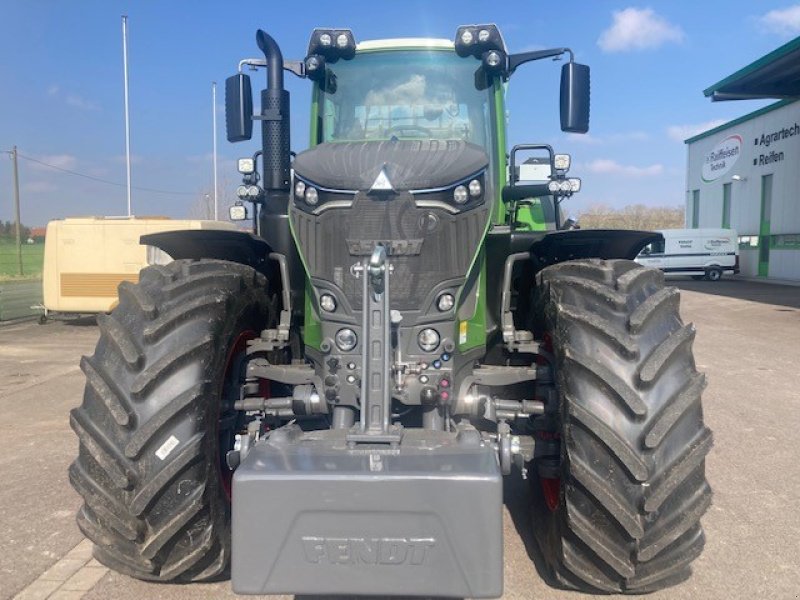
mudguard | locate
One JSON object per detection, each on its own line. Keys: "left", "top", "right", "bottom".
{"left": 141, "top": 229, "right": 271, "bottom": 273}
{"left": 529, "top": 228, "right": 662, "bottom": 269}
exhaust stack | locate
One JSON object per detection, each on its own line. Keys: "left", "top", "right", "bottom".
{"left": 256, "top": 29, "right": 291, "bottom": 193}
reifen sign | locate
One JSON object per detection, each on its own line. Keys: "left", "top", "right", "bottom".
{"left": 702, "top": 134, "right": 742, "bottom": 182}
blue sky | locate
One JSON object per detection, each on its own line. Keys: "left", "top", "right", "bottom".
{"left": 1, "top": 1, "right": 797, "bottom": 225}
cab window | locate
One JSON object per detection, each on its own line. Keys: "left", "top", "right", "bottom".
{"left": 640, "top": 239, "right": 665, "bottom": 256}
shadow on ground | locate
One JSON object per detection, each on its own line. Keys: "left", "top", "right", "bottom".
{"left": 674, "top": 277, "right": 800, "bottom": 309}
{"left": 503, "top": 469, "right": 553, "bottom": 585}
{"left": 43, "top": 314, "right": 98, "bottom": 327}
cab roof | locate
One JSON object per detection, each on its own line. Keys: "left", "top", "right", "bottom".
{"left": 356, "top": 38, "right": 454, "bottom": 52}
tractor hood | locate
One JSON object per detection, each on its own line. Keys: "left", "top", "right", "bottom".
{"left": 293, "top": 139, "right": 489, "bottom": 191}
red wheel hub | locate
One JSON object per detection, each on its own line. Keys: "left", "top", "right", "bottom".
{"left": 537, "top": 331, "right": 560, "bottom": 511}
{"left": 540, "top": 477, "right": 561, "bottom": 511}
{"left": 218, "top": 330, "right": 259, "bottom": 502}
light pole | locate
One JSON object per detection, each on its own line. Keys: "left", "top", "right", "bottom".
{"left": 212, "top": 82, "right": 218, "bottom": 220}
{"left": 122, "top": 15, "right": 132, "bottom": 216}
{"left": 11, "top": 146, "right": 23, "bottom": 275}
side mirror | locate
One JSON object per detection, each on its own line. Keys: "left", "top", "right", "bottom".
{"left": 225, "top": 74, "right": 253, "bottom": 142}
{"left": 560, "top": 62, "right": 590, "bottom": 134}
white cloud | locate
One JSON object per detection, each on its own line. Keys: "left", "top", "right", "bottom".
{"left": 598, "top": 8, "right": 685, "bottom": 53}
{"left": 23, "top": 181, "right": 58, "bottom": 193}
{"left": 186, "top": 153, "right": 214, "bottom": 164}
{"left": 666, "top": 119, "right": 727, "bottom": 142}
{"left": 46, "top": 84, "right": 99, "bottom": 111}
{"left": 65, "top": 93, "right": 100, "bottom": 111}
{"left": 757, "top": 5, "right": 800, "bottom": 36}
{"left": 567, "top": 133, "right": 603, "bottom": 145}
{"left": 29, "top": 154, "right": 78, "bottom": 171}
{"left": 110, "top": 154, "right": 144, "bottom": 165}
{"left": 586, "top": 159, "right": 664, "bottom": 176}
{"left": 567, "top": 131, "right": 649, "bottom": 145}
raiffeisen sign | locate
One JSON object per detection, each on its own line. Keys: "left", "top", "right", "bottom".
{"left": 702, "top": 134, "right": 742, "bottom": 182}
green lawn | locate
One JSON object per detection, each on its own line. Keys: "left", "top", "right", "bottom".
{"left": 0, "top": 238, "right": 44, "bottom": 280}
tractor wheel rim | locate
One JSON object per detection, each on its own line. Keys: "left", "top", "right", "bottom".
{"left": 541, "top": 477, "right": 561, "bottom": 511}
{"left": 218, "top": 329, "right": 258, "bottom": 502}
{"left": 538, "top": 331, "right": 561, "bottom": 512}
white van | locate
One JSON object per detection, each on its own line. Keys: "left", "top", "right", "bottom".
{"left": 636, "top": 228, "right": 739, "bottom": 281}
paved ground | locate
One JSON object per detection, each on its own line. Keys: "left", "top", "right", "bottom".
{"left": 0, "top": 280, "right": 42, "bottom": 321}
{"left": 1, "top": 278, "right": 799, "bottom": 600}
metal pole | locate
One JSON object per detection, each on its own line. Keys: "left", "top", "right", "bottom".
{"left": 122, "top": 15, "right": 132, "bottom": 216}
{"left": 212, "top": 81, "right": 218, "bottom": 220}
{"left": 11, "top": 146, "right": 23, "bottom": 276}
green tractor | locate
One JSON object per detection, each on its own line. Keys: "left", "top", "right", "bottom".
{"left": 69, "top": 25, "right": 712, "bottom": 597}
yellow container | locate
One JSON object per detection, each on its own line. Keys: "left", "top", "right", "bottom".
{"left": 42, "top": 217, "right": 236, "bottom": 314}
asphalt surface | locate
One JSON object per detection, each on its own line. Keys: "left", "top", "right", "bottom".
{"left": 0, "top": 280, "right": 42, "bottom": 321}
{"left": 1, "top": 278, "right": 799, "bottom": 600}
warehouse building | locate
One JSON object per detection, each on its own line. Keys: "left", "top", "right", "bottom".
{"left": 685, "top": 36, "right": 800, "bottom": 282}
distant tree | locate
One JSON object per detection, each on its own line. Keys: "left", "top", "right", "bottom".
{"left": 189, "top": 192, "right": 215, "bottom": 220}
{"left": 578, "top": 204, "right": 684, "bottom": 231}
{"left": 189, "top": 173, "right": 237, "bottom": 221}
{"left": 0, "top": 221, "right": 37, "bottom": 239}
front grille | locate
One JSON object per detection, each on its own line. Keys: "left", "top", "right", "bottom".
{"left": 292, "top": 192, "right": 488, "bottom": 311}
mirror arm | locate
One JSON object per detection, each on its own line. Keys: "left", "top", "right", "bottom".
{"left": 238, "top": 58, "right": 306, "bottom": 79}
{"left": 507, "top": 47, "right": 574, "bottom": 77}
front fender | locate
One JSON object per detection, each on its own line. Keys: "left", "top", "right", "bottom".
{"left": 141, "top": 229, "right": 272, "bottom": 274}
{"left": 529, "top": 229, "right": 662, "bottom": 269}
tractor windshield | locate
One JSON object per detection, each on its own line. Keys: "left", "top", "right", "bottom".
{"left": 319, "top": 49, "right": 492, "bottom": 149}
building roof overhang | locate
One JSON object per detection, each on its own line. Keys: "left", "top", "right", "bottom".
{"left": 704, "top": 36, "right": 800, "bottom": 101}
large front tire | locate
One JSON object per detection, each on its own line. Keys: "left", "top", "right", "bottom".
{"left": 531, "top": 259, "right": 712, "bottom": 593}
{"left": 69, "top": 259, "right": 270, "bottom": 581}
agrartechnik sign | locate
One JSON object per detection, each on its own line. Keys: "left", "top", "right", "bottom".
{"left": 702, "top": 134, "right": 742, "bottom": 182}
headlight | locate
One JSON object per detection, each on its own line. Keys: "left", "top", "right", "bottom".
{"left": 305, "top": 186, "right": 319, "bottom": 206}
{"left": 319, "top": 33, "right": 332, "bottom": 47}
{"left": 437, "top": 293, "right": 455, "bottom": 312}
{"left": 484, "top": 50, "right": 503, "bottom": 68}
{"left": 335, "top": 328, "right": 357, "bottom": 351}
{"left": 478, "top": 29, "right": 491, "bottom": 43}
{"left": 229, "top": 203, "right": 247, "bottom": 221}
{"left": 336, "top": 33, "right": 349, "bottom": 49}
{"left": 554, "top": 154, "right": 571, "bottom": 171}
{"left": 569, "top": 178, "right": 581, "bottom": 193}
{"left": 236, "top": 185, "right": 249, "bottom": 199}
{"left": 237, "top": 158, "right": 255, "bottom": 174}
{"left": 547, "top": 180, "right": 560, "bottom": 193}
{"left": 468, "top": 179, "right": 482, "bottom": 197}
{"left": 453, "top": 185, "right": 468, "bottom": 204}
{"left": 294, "top": 180, "right": 306, "bottom": 198}
{"left": 304, "top": 55, "right": 323, "bottom": 77}
{"left": 246, "top": 185, "right": 261, "bottom": 198}
{"left": 558, "top": 180, "right": 571, "bottom": 193}
{"left": 320, "top": 294, "right": 337, "bottom": 312}
{"left": 460, "top": 30, "right": 474, "bottom": 45}
{"left": 418, "top": 328, "right": 440, "bottom": 352}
